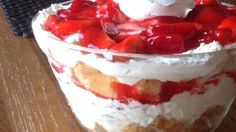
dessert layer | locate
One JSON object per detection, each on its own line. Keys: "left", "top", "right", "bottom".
{"left": 70, "top": 61, "right": 236, "bottom": 105}
{"left": 86, "top": 105, "right": 225, "bottom": 132}
{"left": 42, "top": 0, "right": 236, "bottom": 55}
{"left": 122, "top": 105, "right": 224, "bottom": 132}
{"left": 53, "top": 69, "right": 236, "bottom": 132}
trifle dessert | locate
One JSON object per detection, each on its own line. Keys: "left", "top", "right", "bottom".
{"left": 32, "top": 0, "right": 236, "bottom": 131}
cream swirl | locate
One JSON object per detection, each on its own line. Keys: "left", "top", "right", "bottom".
{"left": 114, "top": 0, "right": 195, "bottom": 20}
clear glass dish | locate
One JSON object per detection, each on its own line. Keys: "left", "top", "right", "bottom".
{"left": 32, "top": 1, "right": 236, "bottom": 132}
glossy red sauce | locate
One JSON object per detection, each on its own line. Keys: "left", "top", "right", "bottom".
{"left": 50, "top": 63, "right": 64, "bottom": 73}
{"left": 44, "top": 0, "right": 236, "bottom": 55}
{"left": 69, "top": 73, "right": 236, "bottom": 105}
{"left": 226, "top": 71, "right": 236, "bottom": 82}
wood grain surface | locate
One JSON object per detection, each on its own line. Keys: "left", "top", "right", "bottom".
{"left": 0, "top": 1, "right": 236, "bottom": 132}
{"left": 0, "top": 8, "right": 82, "bottom": 132}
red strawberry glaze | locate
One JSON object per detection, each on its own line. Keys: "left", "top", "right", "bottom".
{"left": 226, "top": 71, "right": 236, "bottom": 82}
{"left": 112, "top": 79, "right": 201, "bottom": 104}
{"left": 204, "top": 78, "right": 220, "bottom": 86}
{"left": 50, "top": 63, "right": 64, "bottom": 74}
{"left": 44, "top": 0, "right": 236, "bottom": 55}
{"left": 70, "top": 73, "right": 235, "bottom": 105}
{"left": 160, "top": 80, "right": 199, "bottom": 103}
{"left": 47, "top": 50, "right": 65, "bottom": 74}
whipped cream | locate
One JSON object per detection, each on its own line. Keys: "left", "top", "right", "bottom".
{"left": 54, "top": 71, "right": 236, "bottom": 132}
{"left": 114, "top": 0, "right": 195, "bottom": 20}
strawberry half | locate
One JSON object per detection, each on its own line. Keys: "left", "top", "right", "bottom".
{"left": 113, "top": 22, "right": 146, "bottom": 41}
{"left": 150, "top": 22, "right": 198, "bottom": 38}
{"left": 110, "top": 35, "right": 146, "bottom": 54}
{"left": 63, "top": 0, "right": 97, "bottom": 19}
{"left": 97, "top": 1, "right": 128, "bottom": 23}
{"left": 147, "top": 34, "right": 185, "bottom": 54}
{"left": 80, "top": 25, "right": 115, "bottom": 49}
{"left": 141, "top": 16, "right": 185, "bottom": 27}
{"left": 53, "top": 19, "right": 99, "bottom": 39}
{"left": 44, "top": 15, "right": 60, "bottom": 32}
{"left": 194, "top": 6, "right": 226, "bottom": 25}
{"left": 218, "top": 17, "right": 236, "bottom": 41}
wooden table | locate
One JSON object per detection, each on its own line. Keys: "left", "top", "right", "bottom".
{"left": 0, "top": 4, "right": 236, "bottom": 132}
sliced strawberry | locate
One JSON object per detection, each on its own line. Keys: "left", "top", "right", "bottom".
{"left": 110, "top": 35, "right": 146, "bottom": 54}
{"left": 80, "top": 25, "right": 115, "bottom": 49}
{"left": 141, "top": 16, "right": 186, "bottom": 27}
{"left": 96, "top": 0, "right": 107, "bottom": 5}
{"left": 97, "top": 1, "right": 128, "bottom": 23}
{"left": 227, "top": 7, "right": 236, "bottom": 16}
{"left": 61, "top": 0, "right": 97, "bottom": 19}
{"left": 113, "top": 22, "right": 146, "bottom": 41}
{"left": 54, "top": 19, "right": 99, "bottom": 39}
{"left": 194, "top": 6, "right": 226, "bottom": 25}
{"left": 150, "top": 22, "right": 198, "bottom": 38}
{"left": 195, "top": 0, "right": 220, "bottom": 6}
{"left": 44, "top": 15, "right": 60, "bottom": 32}
{"left": 147, "top": 34, "right": 185, "bottom": 54}
{"left": 101, "top": 20, "right": 119, "bottom": 35}
{"left": 218, "top": 17, "right": 236, "bottom": 41}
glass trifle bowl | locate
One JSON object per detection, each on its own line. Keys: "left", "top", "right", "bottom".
{"left": 32, "top": 1, "right": 236, "bottom": 132}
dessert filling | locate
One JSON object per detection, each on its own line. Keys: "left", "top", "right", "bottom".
{"left": 32, "top": 0, "right": 236, "bottom": 131}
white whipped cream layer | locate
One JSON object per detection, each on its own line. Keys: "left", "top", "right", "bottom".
{"left": 114, "top": 0, "right": 194, "bottom": 20}
{"left": 43, "top": 34, "right": 231, "bottom": 85}
{"left": 54, "top": 70, "right": 236, "bottom": 132}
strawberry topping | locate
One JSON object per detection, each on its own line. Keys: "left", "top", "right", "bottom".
{"left": 45, "top": 0, "right": 236, "bottom": 55}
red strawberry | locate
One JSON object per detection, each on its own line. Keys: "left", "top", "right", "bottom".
{"left": 65, "top": 0, "right": 97, "bottom": 19}
{"left": 80, "top": 25, "right": 115, "bottom": 49}
{"left": 44, "top": 15, "right": 60, "bottom": 32}
{"left": 150, "top": 22, "right": 198, "bottom": 38}
{"left": 54, "top": 19, "right": 99, "bottom": 39}
{"left": 227, "top": 7, "right": 236, "bottom": 16}
{"left": 110, "top": 35, "right": 146, "bottom": 54}
{"left": 96, "top": 0, "right": 107, "bottom": 5}
{"left": 147, "top": 34, "right": 185, "bottom": 54}
{"left": 97, "top": 1, "right": 128, "bottom": 23}
{"left": 194, "top": 6, "right": 226, "bottom": 25}
{"left": 141, "top": 16, "right": 185, "bottom": 27}
{"left": 195, "top": 0, "right": 220, "bottom": 6}
{"left": 218, "top": 17, "right": 236, "bottom": 41}
{"left": 113, "top": 22, "right": 146, "bottom": 41}
{"left": 210, "top": 28, "right": 232, "bottom": 45}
